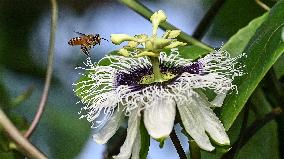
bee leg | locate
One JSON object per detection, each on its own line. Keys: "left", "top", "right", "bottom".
{"left": 81, "top": 45, "right": 90, "bottom": 56}
{"left": 74, "top": 31, "right": 86, "bottom": 36}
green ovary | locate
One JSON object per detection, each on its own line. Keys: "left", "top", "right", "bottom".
{"left": 161, "top": 72, "right": 177, "bottom": 81}
{"left": 139, "top": 74, "right": 155, "bottom": 84}
{"left": 139, "top": 57, "right": 178, "bottom": 85}
{"left": 139, "top": 72, "right": 177, "bottom": 85}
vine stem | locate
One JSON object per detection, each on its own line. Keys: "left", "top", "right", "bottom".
{"left": 255, "top": 0, "right": 270, "bottom": 11}
{"left": 170, "top": 129, "right": 187, "bottom": 159}
{"left": 24, "top": 0, "right": 58, "bottom": 138}
{"left": 192, "top": 0, "right": 226, "bottom": 39}
{"left": 0, "top": 108, "right": 47, "bottom": 159}
{"left": 119, "top": 0, "right": 213, "bottom": 51}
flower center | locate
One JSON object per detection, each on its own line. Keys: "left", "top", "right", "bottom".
{"left": 116, "top": 60, "right": 204, "bottom": 91}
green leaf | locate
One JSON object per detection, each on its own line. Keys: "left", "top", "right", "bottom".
{"left": 273, "top": 54, "right": 284, "bottom": 79}
{"left": 0, "top": 70, "right": 10, "bottom": 109}
{"left": 44, "top": 108, "right": 90, "bottom": 159}
{"left": 10, "top": 86, "right": 34, "bottom": 107}
{"left": 234, "top": 89, "right": 279, "bottom": 159}
{"left": 235, "top": 121, "right": 279, "bottom": 159}
{"left": 220, "top": 0, "right": 284, "bottom": 130}
{"left": 179, "top": 45, "right": 210, "bottom": 59}
{"left": 201, "top": 87, "right": 279, "bottom": 159}
{"left": 205, "top": 0, "right": 266, "bottom": 43}
{"left": 0, "top": 132, "right": 10, "bottom": 151}
{"left": 139, "top": 121, "right": 150, "bottom": 159}
{"left": 165, "top": 45, "right": 210, "bottom": 60}
{"left": 201, "top": 111, "right": 279, "bottom": 159}
{"left": 222, "top": 13, "right": 268, "bottom": 56}
{"left": 0, "top": 150, "right": 22, "bottom": 159}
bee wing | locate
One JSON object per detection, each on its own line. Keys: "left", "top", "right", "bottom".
{"left": 74, "top": 31, "right": 86, "bottom": 36}
{"left": 81, "top": 44, "right": 91, "bottom": 56}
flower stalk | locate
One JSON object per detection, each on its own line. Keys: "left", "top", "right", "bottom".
{"left": 149, "top": 57, "right": 164, "bottom": 82}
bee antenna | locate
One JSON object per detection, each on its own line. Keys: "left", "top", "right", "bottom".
{"left": 101, "top": 37, "right": 109, "bottom": 42}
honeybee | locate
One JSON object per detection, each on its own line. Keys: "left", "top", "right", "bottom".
{"left": 68, "top": 31, "right": 108, "bottom": 56}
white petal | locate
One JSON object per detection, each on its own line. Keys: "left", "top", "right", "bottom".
{"left": 211, "top": 91, "right": 228, "bottom": 107}
{"left": 144, "top": 98, "right": 176, "bottom": 139}
{"left": 93, "top": 109, "right": 124, "bottom": 144}
{"left": 131, "top": 128, "right": 141, "bottom": 159}
{"left": 113, "top": 109, "right": 141, "bottom": 159}
{"left": 177, "top": 92, "right": 230, "bottom": 151}
{"left": 177, "top": 96, "right": 215, "bottom": 151}
{"left": 195, "top": 95, "right": 230, "bottom": 145}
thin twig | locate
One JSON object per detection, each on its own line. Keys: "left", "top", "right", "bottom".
{"left": 24, "top": 0, "right": 58, "bottom": 138}
{"left": 119, "top": 0, "right": 213, "bottom": 51}
{"left": 221, "top": 107, "right": 283, "bottom": 159}
{"left": 0, "top": 108, "right": 47, "bottom": 159}
{"left": 255, "top": 0, "right": 270, "bottom": 11}
{"left": 170, "top": 129, "right": 187, "bottom": 159}
{"left": 192, "top": 0, "right": 226, "bottom": 40}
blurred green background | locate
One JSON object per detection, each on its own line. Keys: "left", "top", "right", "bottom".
{"left": 0, "top": 0, "right": 282, "bottom": 159}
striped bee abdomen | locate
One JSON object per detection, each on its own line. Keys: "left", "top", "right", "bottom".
{"left": 68, "top": 37, "right": 83, "bottom": 46}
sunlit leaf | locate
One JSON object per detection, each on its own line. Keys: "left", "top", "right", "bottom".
{"left": 222, "top": 13, "right": 268, "bottom": 56}
{"left": 220, "top": 0, "right": 284, "bottom": 129}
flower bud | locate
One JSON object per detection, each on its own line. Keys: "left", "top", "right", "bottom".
{"left": 163, "top": 30, "right": 181, "bottom": 39}
{"left": 118, "top": 48, "right": 130, "bottom": 57}
{"left": 150, "top": 10, "right": 167, "bottom": 36}
{"left": 111, "top": 34, "right": 136, "bottom": 45}
{"left": 153, "top": 38, "right": 172, "bottom": 49}
{"left": 164, "top": 41, "right": 187, "bottom": 49}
